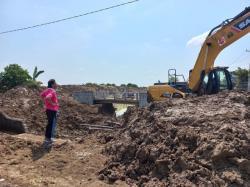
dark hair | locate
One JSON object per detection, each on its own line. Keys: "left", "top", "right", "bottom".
{"left": 48, "top": 79, "right": 56, "bottom": 88}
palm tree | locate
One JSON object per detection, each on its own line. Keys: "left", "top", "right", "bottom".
{"left": 32, "top": 66, "right": 44, "bottom": 81}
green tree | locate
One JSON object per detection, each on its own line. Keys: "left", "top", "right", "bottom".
{"left": 106, "top": 83, "right": 116, "bottom": 87}
{"left": 120, "top": 84, "right": 126, "bottom": 87}
{"left": 32, "top": 66, "right": 44, "bottom": 81}
{"left": 127, "top": 83, "right": 138, "bottom": 88}
{"left": 0, "top": 64, "right": 31, "bottom": 91}
{"left": 232, "top": 67, "right": 249, "bottom": 87}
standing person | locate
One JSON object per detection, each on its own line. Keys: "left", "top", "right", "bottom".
{"left": 40, "top": 79, "right": 59, "bottom": 145}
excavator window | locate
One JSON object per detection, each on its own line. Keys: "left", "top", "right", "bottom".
{"left": 204, "top": 68, "right": 233, "bottom": 94}
{"left": 216, "top": 70, "right": 228, "bottom": 90}
{"left": 203, "top": 75, "right": 208, "bottom": 84}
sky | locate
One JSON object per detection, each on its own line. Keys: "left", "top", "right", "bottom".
{"left": 0, "top": 0, "right": 249, "bottom": 86}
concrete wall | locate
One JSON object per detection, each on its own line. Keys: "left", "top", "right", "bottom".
{"left": 72, "top": 91, "right": 94, "bottom": 105}
{"left": 139, "top": 92, "right": 149, "bottom": 108}
{"left": 73, "top": 91, "right": 149, "bottom": 108}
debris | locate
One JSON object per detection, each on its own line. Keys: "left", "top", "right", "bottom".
{"left": 81, "top": 124, "right": 115, "bottom": 129}
{"left": 100, "top": 91, "right": 250, "bottom": 186}
{"left": 0, "top": 86, "right": 115, "bottom": 137}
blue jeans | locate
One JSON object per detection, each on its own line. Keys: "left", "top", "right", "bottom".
{"left": 45, "top": 110, "right": 57, "bottom": 140}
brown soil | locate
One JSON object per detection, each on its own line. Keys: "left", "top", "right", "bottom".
{"left": 0, "top": 132, "right": 128, "bottom": 187}
{"left": 0, "top": 86, "right": 125, "bottom": 186}
{"left": 0, "top": 86, "right": 115, "bottom": 138}
{"left": 100, "top": 91, "right": 250, "bottom": 186}
{"left": 1, "top": 86, "right": 249, "bottom": 187}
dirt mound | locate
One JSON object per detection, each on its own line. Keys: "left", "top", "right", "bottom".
{"left": 0, "top": 86, "right": 113, "bottom": 138}
{"left": 99, "top": 91, "right": 250, "bottom": 186}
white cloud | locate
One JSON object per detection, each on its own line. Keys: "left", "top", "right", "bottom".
{"left": 187, "top": 31, "right": 209, "bottom": 47}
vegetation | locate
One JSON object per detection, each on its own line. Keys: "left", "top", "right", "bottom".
{"left": 126, "top": 83, "right": 138, "bottom": 88}
{"left": 85, "top": 82, "right": 99, "bottom": 87}
{"left": 232, "top": 67, "right": 250, "bottom": 84}
{"left": 32, "top": 66, "right": 44, "bottom": 81}
{"left": 85, "top": 82, "right": 139, "bottom": 88}
{"left": 0, "top": 63, "right": 141, "bottom": 91}
{"left": 231, "top": 67, "right": 250, "bottom": 90}
{"left": 86, "top": 83, "right": 118, "bottom": 87}
{"left": 106, "top": 83, "right": 116, "bottom": 87}
{"left": 25, "top": 80, "right": 42, "bottom": 89}
{"left": 0, "top": 64, "right": 43, "bottom": 91}
{"left": 120, "top": 84, "right": 126, "bottom": 87}
{"left": 0, "top": 64, "right": 31, "bottom": 91}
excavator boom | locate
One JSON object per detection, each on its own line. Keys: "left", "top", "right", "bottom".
{"left": 148, "top": 7, "right": 250, "bottom": 101}
{"left": 189, "top": 7, "right": 250, "bottom": 92}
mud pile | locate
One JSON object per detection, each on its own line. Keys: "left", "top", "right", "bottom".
{"left": 0, "top": 86, "right": 113, "bottom": 138}
{"left": 99, "top": 91, "right": 250, "bottom": 186}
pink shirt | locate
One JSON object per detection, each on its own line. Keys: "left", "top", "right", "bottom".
{"left": 40, "top": 88, "right": 59, "bottom": 111}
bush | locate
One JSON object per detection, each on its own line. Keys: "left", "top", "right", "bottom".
{"left": 106, "top": 83, "right": 116, "bottom": 87}
{"left": 85, "top": 82, "right": 99, "bottom": 87}
{"left": 120, "top": 84, "right": 126, "bottom": 87}
{"left": 24, "top": 80, "right": 42, "bottom": 89}
{"left": 0, "top": 64, "right": 31, "bottom": 91}
{"left": 127, "top": 83, "right": 138, "bottom": 88}
{"left": 232, "top": 67, "right": 249, "bottom": 82}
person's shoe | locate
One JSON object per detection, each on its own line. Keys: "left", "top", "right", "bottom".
{"left": 44, "top": 138, "right": 52, "bottom": 143}
{"left": 43, "top": 138, "right": 52, "bottom": 147}
{"left": 51, "top": 138, "right": 56, "bottom": 142}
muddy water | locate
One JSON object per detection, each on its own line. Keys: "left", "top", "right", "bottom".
{"left": 114, "top": 104, "right": 132, "bottom": 117}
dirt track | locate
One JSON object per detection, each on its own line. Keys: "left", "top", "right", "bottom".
{"left": 0, "top": 132, "right": 128, "bottom": 187}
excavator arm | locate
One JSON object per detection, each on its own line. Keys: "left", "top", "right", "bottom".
{"left": 189, "top": 7, "right": 250, "bottom": 92}
{"left": 148, "top": 7, "right": 250, "bottom": 102}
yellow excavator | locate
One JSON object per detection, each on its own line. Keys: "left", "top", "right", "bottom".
{"left": 148, "top": 6, "right": 250, "bottom": 101}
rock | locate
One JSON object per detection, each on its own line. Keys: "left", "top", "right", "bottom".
{"left": 0, "top": 111, "right": 26, "bottom": 134}
{"left": 173, "top": 158, "right": 188, "bottom": 173}
{"left": 222, "top": 171, "right": 244, "bottom": 185}
{"left": 152, "top": 159, "right": 170, "bottom": 179}
{"left": 232, "top": 158, "right": 250, "bottom": 175}
{"left": 98, "top": 174, "right": 105, "bottom": 180}
{"left": 212, "top": 142, "right": 235, "bottom": 162}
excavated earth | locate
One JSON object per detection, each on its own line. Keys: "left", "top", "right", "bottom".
{"left": 99, "top": 91, "right": 250, "bottom": 187}
{"left": 0, "top": 86, "right": 128, "bottom": 187}
{"left": 0, "top": 86, "right": 249, "bottom": 187}
{"left": 0, "top": 86, "right": 115, "bottom": 138}
{"left": 0, "top": 132, "right": 129, "bottom": 187}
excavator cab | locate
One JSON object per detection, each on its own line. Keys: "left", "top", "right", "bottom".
{"left": 199, "top": 67, "right": 233, "bottom": 95}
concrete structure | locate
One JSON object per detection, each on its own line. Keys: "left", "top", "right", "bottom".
{"left": 73, "top": 91, "right": 148, "bottom": 108}
{"left": 73, "top": 91, "right": 94, "bottom": 105}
